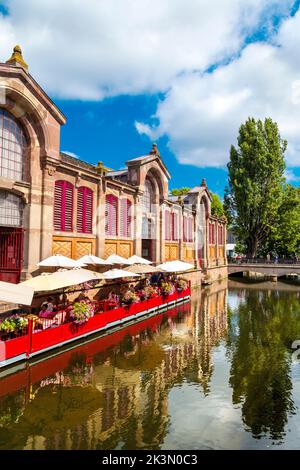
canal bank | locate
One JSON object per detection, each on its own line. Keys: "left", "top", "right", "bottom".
{"left": 1, "top": 280, "right": 300, "bottom": 450}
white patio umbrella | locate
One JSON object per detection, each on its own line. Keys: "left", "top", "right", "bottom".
{"left": 128, "top": 255, "right": 152, "bottom": 265}
{"left": 37, "top": 254, "right": 85, "bottom": 268}
{"left": 77, "top": 254, "right": 110, "bottom": 265}
{"left": 156, "top": 260, "right": 194, "bottom": 272}
{"left": 125, "top": 265, "right": 160, "bottom": 274}
{"left": 0, "top": 281, "right": 34, "bottom": 306}
{"left": 105, "top": 254, "right": 133, "bottom": 265}
{"left": 103, "top": 269, "right": 139, "bottom": 280}
{"left": 21, "top": 269, "right": 104, "bottom": 292}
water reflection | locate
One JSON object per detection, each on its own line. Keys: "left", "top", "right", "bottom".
{"left": 1, "top": 280, "right": 300, "bottom": 449}
{"left": 228, "top": 287, "right": 300, "bottom": 442}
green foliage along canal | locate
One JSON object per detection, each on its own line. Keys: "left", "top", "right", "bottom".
{"left": 1, "top": 280, "right": 300, "bottom": 450}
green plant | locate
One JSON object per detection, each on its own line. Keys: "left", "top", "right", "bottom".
{"left": 0, "top": 315, "right": 28, "bottom": 335}
{"left": 69, "top": 301, "right": 94, "bottom": 325}
{"left": 160, "top": 282, "right": 173, "bottom": 296}
{"left": 122, "top": 291, "right": 139, "bottom": 305}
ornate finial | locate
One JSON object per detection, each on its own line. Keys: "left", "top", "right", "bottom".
{"left": 201, "top": 178, "right": 207, "bottom": 187}
{"left": 6, "top": 45, "right": 28, "bottom": 71}
{"left": 150, "top": 143, "right": 160, "bottom": 157}
{"left": 96, "top": 161, "right": 110, "bottom": 176}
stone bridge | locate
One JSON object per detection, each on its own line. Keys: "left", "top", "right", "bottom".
{"left": 228, "top": 261, "right": 300, "bottom": 278}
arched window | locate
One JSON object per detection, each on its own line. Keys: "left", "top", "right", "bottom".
{"left": 77, "top": 187, "right": 93, "bottom": 234}
{"left": 165, "top": 210, "right": 171, "bottom": 240}
{"left": 218, "top": 225, "right": 224, "bottom": 245}
{"left": 209, "top": 222, "right": 215, "bottom": 244}
{"left": 0, "top": 191, "right": 24, "bottom": 227}
{"left": 172, "top": 212, "right": 178, "bottom": 241}
{"left": 188, "top": 218, "right": 193, "bottom": 242}
{"left": 0, "top": 109, "right": 28, "bottom": 181}
{"left": 120, "top": 199, "right": 132, "bottom": 238}
{"left": 142, "top": 180, "right": 153, "bottom": 213}
{"left": 54, "top": 180, "right": 74, "bottom": 232}
{"left": 105, "top": 194, "right": 118, "bottom": 236}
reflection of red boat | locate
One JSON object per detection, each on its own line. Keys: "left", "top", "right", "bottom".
{"left": 0, "top": 286, "right": 191, "bottom": 369}
{"left": 0, "top": 300, "right": 191, "bottom": 400}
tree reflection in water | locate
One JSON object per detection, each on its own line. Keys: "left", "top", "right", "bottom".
{"left": 228, "top": 289, "right": 300, "bottom": 441}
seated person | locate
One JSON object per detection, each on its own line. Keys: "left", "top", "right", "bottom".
{"left": 38, "top": 303, "right": 56, "bottom": 319}
{"left": 108, "top": 290, "right": 119, "bottom": 303}
{"left": 41, "top": 297, "right": 54, "bottom": 313}
{"left": 74, "top": 291, "right": 89, "bottom": 302}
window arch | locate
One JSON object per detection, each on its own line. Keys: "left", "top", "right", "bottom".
{"left": 105, "top": 194, "right": 118, "bottom": 236}
{"left": 0, "top": 191, "right": 24, "bottom": 227}
{"left": 54, "top": 180, "right": 74, "bottom": 232}
{"left": 0, "top": 109, "right": 28, "bottom": 181}
{"left": 120, "top": 199, "right": 132, "bottom": 238}
{"left": 172, "top": 212, "right": 178, "bottom": 241}
{"left": 77, "top": 187, "right": 93, "bottom": 234}
{"left": 142, "top": 179, "right": 153, "bottom": 213}
{"left": 165, "top": 209, "right": 171, "bottom": 240}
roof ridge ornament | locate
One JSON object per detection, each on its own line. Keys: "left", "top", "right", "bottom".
{"left": 6, "top": 45, "right": 28, "bottom": 71}
{"left": 149, "top": 143, "right": 160, "bottom": 157}
{"left": 201, "top": 178, "right": 207, "bottom": 187}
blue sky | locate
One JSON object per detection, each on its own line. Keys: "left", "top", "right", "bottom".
{"left": 57, "top": 97, "right": 228, "bottom": 194}
{"left": 1, "top": 0, "right": 300, "bottom": 196}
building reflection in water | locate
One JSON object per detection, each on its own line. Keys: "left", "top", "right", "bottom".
{"left": 0, "top": 282, "right": 228, "bottom": 450}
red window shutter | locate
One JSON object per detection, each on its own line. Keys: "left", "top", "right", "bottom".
{"left": 85, "top": 188, "right": 93, "bottom": 234}
{"left": 77, "top": 188, "right": 84, "bottom": 233}
{"left": 64, "top": 183, "right": 73, "bottom": 232}
{"left": 54, "top": 181, "right": 63, "bottom": 231}
{"left": 165, "top": 210, "right": 171, "bottom": 240}
{"left": 188, "top": 218, "right": 193, "bottom": 242}
{"left": 172, "top": 213, "right": 178, "bottom": 241}
{"left": 77, "top": 187, "right": 93, "bottom": 234}
{"left": 183, "top": 216, "right": 187, "bottom": 242}
{"left": 105, "top": 195, "right": 118, "bottom": 236}
{"left": 54, "top": 180, "right": 73, "bottom": 232}
{"left": 120, "top": 199, "right": 132, "bottom": 238}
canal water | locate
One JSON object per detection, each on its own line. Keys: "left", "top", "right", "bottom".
{"left": 1, "top": 279, "right": 300, "bottom": 450}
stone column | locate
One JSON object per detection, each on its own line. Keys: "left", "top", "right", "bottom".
{"left": 133, "top": 190, "right": 143, "bottom": 256}
{"left": 40, "top": 162, "right": 56, "bottom": 262}
{"left": 96, "top": 178, "right": 106, "bottom": 258}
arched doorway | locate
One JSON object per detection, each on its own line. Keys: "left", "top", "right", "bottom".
{"left": 0, "top": 191, "right": 24, "bottom": 283}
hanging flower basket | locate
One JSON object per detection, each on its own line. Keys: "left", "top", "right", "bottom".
{"left": 69, "top": 301, "right": 95, "bottom": 325}
{"left": 122, "top": 291, "right": 139, "bottom": 305}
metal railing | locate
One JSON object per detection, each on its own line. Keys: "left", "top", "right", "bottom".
{"left": 228, "top": 257, "right": 300, "bottom": 265}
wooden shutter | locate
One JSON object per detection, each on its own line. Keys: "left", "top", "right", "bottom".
{"left": 54, "top": 180, "right": 73, "bottom": 232}
{"left": 165, "top": 210, "right": 171, "bottom": 240}
{"left": 188, "top": 218, "right": 193, "bottom": 242}
{"left": 172, "top": 212, "right": 178, "bottom": 241}
{"left": 120, "top": 199, "right": 132, "bottom": 238}
{"left": 77, "top": 187, "right": 93, "bottom": 234}
{"left": 105, "top": 195, "right": 118, "bottom": 236}
{"left": 54, "top": 181, "right": 63, "bottom": 231}
{"left": 183, "top": 216, "right": 187, "bottom": 242}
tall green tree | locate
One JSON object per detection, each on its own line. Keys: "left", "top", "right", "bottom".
{"left": 225, "top": 117, "right": 287, "bottom": 258}
{"left": 260, "top": 185, "right": 300, "bottom": 257}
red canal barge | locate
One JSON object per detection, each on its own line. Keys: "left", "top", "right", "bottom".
{"left": 0, "top": 285, "right": 191, "bottom": 369}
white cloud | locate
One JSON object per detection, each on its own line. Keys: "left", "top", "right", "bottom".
{"left": 137, "top": 8, "right": 300, "bottom": 168}
{"left": 0, "top": 0, "right": 294, "bottom": 99}
{"left": 62, "top": 151, "right": 79, "bottom": 159}
{"left": 0, "top": 0, "right": 299, "bottom": 168}
{"left": 285, "top": 169, "right": 300, "bottom": 182}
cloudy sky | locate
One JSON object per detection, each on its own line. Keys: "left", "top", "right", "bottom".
{"left": 1, "top": 0, "right": 300, "bottom": 194}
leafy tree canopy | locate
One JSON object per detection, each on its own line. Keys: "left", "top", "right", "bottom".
{"left": 210, "top": 192, "right": 224, "bottom": 218}
{"left": 225, "top": 117, "right": 287, "bottom": 258}
{"left": 170, "top": 187, "right": 190, "bottom": 196}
